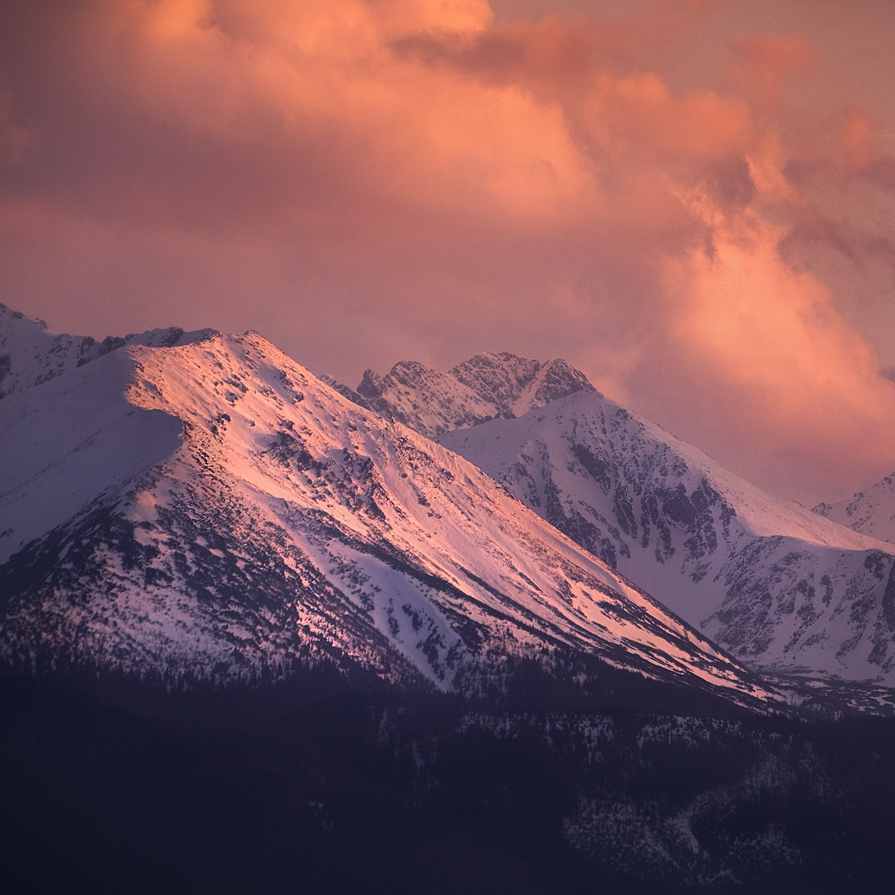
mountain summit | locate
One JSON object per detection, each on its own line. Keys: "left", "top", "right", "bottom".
{"left": 355, "top": 351, "right": 593, "bottom": 437}
{"left": 0, "top": 302, "right": 215, "bottom": 400}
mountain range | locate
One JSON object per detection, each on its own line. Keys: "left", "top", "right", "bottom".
{"left": 5, "top": 300, "right": 895, "bottom": 708}
{"left": 350, "top": 352, "right": 895, "bottom": 686}
{"left": 8, "top": 303, "right": 895, "bottom": 892}
{"left": 0, "top": 304, "right": 773, "bottom": 711}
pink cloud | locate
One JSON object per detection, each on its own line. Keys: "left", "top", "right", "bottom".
{"left": 729, "top": 33, "right": 815, "bottom": 111}
{"left": 2, "top": 0, "right": 895, "bottom": 502}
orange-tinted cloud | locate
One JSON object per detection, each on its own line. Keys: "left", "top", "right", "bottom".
{"left": 648, "top": 213, "right": 895, "bottom": 498}
{"left": 2, "top": 0, "right": 895, "bottom": 503}
{"left": 729, "top": 33, "right": 814, "bottom": 111}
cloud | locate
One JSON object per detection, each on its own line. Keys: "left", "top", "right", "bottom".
{"left": 646, "top": 212, "right": 895, "bottom": 499}
{"left": 0, "top": 79, "right": 32, "bottom": 165}
{"left": 2, "top": 0, "right": 895, "bottom": 502}
{"left": 729, "top": 33, "right": 814, "bottom": 111}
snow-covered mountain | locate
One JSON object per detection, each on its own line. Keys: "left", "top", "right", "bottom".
{"left": 355, "top": 352, "right": 593, "bottom": 437}
{"left": 0, "top": 314, "right": 773, "bottom": 708}
{"left": 331, "top": 353, "right": 895, "bottom": 685}
{"left": 814, "top": 474, "right": 895, "bottom": 545}
{"left": 438, "top": 390, "right": 895, "bottom": 684}
{"left": 0, "top": 302, "right": 214, "bottom": 400}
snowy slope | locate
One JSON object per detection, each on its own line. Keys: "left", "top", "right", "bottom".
{"left": 440, "top": 389, "right": 895, "bottom": 684}
{"left": 0, "top": 329, "right": 774, "bottom": 706}
{"left": 0, "top": 302, "right": 214, "bottom": 400}
{"left": 815, "top": 474, "right": 895, "bottom": 545}
{"left": 355, "top": 352, "right": 593, "bottom": 437}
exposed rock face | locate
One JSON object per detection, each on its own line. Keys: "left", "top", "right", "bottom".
{"left": 355, "top": 351, "right": 594, "bottom": 437}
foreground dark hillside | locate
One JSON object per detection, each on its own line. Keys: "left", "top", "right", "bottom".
{"left": 3, "top": 674, "right": 894, "bottom": 895}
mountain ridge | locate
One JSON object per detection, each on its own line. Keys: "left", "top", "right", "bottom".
{"left": 355, "top": 351, "right": 594, "bottom": 437}
{"left": 437, "top": 390, "right": 895, "bottom": 684}
{"left": 814, "top": 472, "right": 895, "bottom": 545}
{"left": 0, "top": 301, "right": 217, "bottom": 401}
{"left": 352, "top": 351, "right": 895, "bottom": 684}
{"left": 0, "top": 318, "right": 774, "bottom": 709}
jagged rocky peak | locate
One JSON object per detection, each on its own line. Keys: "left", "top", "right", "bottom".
{"left": 0, "top": 301, "right": 217, "bottom": 400}
{"left": 532, "top": 357, "right": 595, "bottom": 403}
{"left": 355, "top": 350, "right": 595, "bottom": 437}
{"left": 452, "top": 351, "right": 540, "bottom": 391}
{"left": 356, "top": 368, "right": 383, "bottom": 398}
{"left": 451, "top": 352, "right": 593, "bottom": 415}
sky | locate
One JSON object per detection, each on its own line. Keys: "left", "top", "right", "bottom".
{"left": 3, "top": 0, "right": 895, "bottom": 505}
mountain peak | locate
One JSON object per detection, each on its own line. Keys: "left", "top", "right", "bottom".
{"left": 355, "top": 351, "right": 595, "bottom": 437}
{"left": 0, "top": 303, "right": 218, "bottom": 400}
